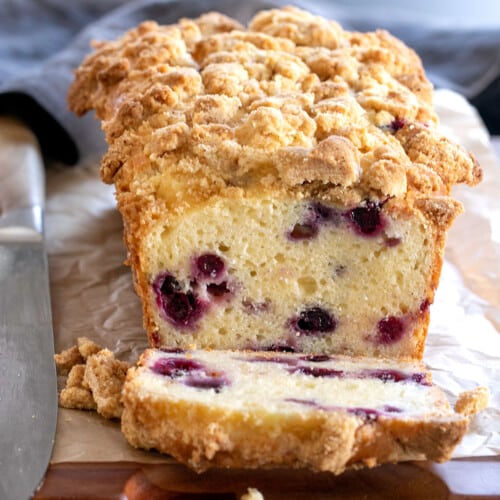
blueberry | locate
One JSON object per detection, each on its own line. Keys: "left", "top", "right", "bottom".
{"left": 265, "top": 344, "right": 296, "bottom": 353}
{"left": 206, "top": 281, "right": 230, "bottom": 297}
{"left": 383, "top": 405, "right": 403, "bottom": 413}
{"left": 389, "top": 117, "right": 406, "bottom": 134}
{"left": 195, "top": 253, "right": 225, "bottom": 279}
{"left": 300, "top": 354, "right": 331, "bottom": 362}
{"left": 291, "top": 366, "right": 344, "bottom": 378}
{"left": 164, "top": 291, "right": 201, "bottom": 327}
{"left": 151, "top": 357, "right": 204, "bottom": 377}
{"left": 376, "top": 316, "right": 405, "bottom": 344}
{"left": 152, "top": 357, "right": 230, "bottom": 392}
{"left": 185, "top": 374, "right": 230, "bottom": 392}
{"left": 288, "top": 222, "right": 318, "bottom": 240}
{"left": 245, "top": 355, "right": 298, "bottom": 366}
{"left": 348, "top": 407, "right": 380, "bottom": 421}
{"left": 346, "top": 201, "right": 384, "bottom": 236}
{"left": 294, "top": 307, "right": 336, "bottom": 335}
{"left": 160, "top": 275, "right": 181, "bottom": 296}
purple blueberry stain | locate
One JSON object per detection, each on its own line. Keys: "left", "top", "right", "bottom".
{"left": 300, "top": 354, "right": 331, "bottom": 362}
{"left": 389, "top": 117, "right": 406, "bottom": 134}
{"left": 242, "top": 298, "right": 270, "bottom": 314}
{"left": 290, "top": 366, "right": 344, "bottom": 378}
{"left": 151, "top": 357, "right": 204, "bottom": 378}
{"left": 152, "top": 356, "right": 230, "bottom": 392}
{"left": 363, "top": 369, "right": 429, "bottom": 386}
{"left": 383, "top": 235, "right": 402, "bottom": 247}
{"left": 159, "top": 347, "right": 185, "bottom": 354}
{"left": 184, "top": 373, "right": 230, "bottom": 392}
{"left": 288, "top": 222, "right": 318, "bottom": 240}
{"left": 164, "top": 291, "right": 205, "bottom": 328}
{"left": 287, "top": 202, "right": 340, "bottom": 241}
{"left": 285, "top": 398, "right": 321, "bottom": 408}
{"left": 285, "top": 400, "right": 401, "bottom": 421}
{"left": 376, "top": 316, "right": 406, "bottom": 344}
{"left": 348, "top": 407, "right": 380, "bottom": 421}
{"left": 292, "top": 307, "right": 336, "bottom": 336}
{"left": 194, "top": 253, "right": 225, "bottom": 280}
{"left": 244, "top": 355, "right": 298, "bottom": 366}
{"left": 383, "top": 405, "right": 403, "bottom": 413}
{"left": 207, "top": 281, "right": 231, "bottom": 297}
{"left": 265, "top": 344, "right": 296, "bottom": 353}
{"left": 160, "top": 275, "right": 182, "bottom": 295}
{"left": 153, "top": 273, "right": 206, "bottom": 329}
{"left": 289, "top": 199, "right": 393, "bottom": 242}
{"left": 345, "top": 200, "right": 386, "bottom": 236}
{"left": 420, "top": 299, "right": 431, "bottom": 313}
{"left": 311, "top": 202, "right": 338, "bottom": 222}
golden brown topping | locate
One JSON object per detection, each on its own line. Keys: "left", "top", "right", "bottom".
{"left": 67, "top": 6, "right": 480, "bottom": 223}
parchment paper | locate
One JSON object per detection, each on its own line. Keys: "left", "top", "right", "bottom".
{"left": 45, "top": 89, "right": 500, "bottom": 463}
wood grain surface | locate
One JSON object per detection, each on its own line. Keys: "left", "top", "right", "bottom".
{"left": 35, "top": 457, "right": 500, "bottom": 499}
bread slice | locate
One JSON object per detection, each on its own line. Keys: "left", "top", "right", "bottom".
{"left": 121, "top": 348, "right": 486, "bottom": 473}
{"left": 68, "top": 6, "right": 480, "bottom": 358}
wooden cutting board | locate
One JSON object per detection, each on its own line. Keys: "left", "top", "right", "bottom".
{"left": 35, "top": 457, "right": 500, "bottom": 499}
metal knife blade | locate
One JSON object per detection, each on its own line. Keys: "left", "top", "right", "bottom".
{"left": 0, "top": 118, "right": 57, "bottom": 500}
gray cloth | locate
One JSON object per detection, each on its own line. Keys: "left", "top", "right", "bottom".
{"left": 1, "top": 0, "right": 499, "bottom": 164}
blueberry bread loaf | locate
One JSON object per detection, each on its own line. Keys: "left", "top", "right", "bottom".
{"left": 121, "top": 349, "right": 488, "bottom": 473}
{"left": 68, "top": 7, "right": 481, "bottom": 358}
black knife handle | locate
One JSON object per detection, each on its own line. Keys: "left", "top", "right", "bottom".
{"left": 0, "top": 117, "right": 45, "bottom": 235}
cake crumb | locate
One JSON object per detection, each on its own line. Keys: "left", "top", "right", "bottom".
{"left": 54, "top": 345, "right": 84, "bottom": 375}
{"left": 455, "top": 386, "right": 490, "bottom": 417}
{"left": 84, "top": 349, "right": 130, "bottom": 419}
{"left": 59, "top": 364, "right": 97, "bottom": 410}
{"left": 55, "top": 341, "right": 131, "bottom": 419}
{"left": 77, "top": 336, "right": 103, "bottom": 360}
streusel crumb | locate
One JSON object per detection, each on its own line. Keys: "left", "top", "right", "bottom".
{"left": 59, "top": 364, "right": 96, "bottom": 410}
{"left": 54, "top": 346, "right": 84, "bottom": 376}
{"left": 84, "top": 349, "right": 130, "bottom": 419}
{"left": 77, "top": 336, "right": 103, "bottom": 360}
{"left": 455, "top": 387, "right": 490, "bottom": 417}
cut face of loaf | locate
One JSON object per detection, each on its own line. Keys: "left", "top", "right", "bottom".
{"left": 67, "top": 6, "right": 481, "bottom": 359}
{"left": 121, "top": 349, "right": 483, "bottom": 473}
{"left": 140, "top": 195, "right": 445, "bottom": 358}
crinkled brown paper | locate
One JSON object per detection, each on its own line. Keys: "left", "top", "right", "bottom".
{"left": 44, "top": 90, "right": 499, "bottom": 463}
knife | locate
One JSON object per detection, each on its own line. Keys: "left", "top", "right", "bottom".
{"left": 0, "top": 117, "right": 58, "bottom": 499}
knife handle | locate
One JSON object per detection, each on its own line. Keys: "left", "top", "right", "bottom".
{"left": 0, "top": 117, "right": 45, "bottom": 235}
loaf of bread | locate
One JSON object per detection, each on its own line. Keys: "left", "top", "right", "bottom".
{"left": 68, "top": 6, "right": 480, "bottom": 358}
{"left": 121, "top": 348, "right": 487, "bottom": 473}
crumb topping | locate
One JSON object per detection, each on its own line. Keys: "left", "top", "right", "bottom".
{"left": 68, "top": 6, "right": 480, "bottom": 238}
{"left": 55, "top": 340, "right": 130, "bottom": 419}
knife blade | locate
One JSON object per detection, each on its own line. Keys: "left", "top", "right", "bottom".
{"left": 0, "top": 118, "right": 57, "bottom": 500}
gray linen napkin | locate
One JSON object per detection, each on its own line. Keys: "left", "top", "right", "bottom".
{"left": 1, "top": 0, "right": 499, "bottom": 164}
